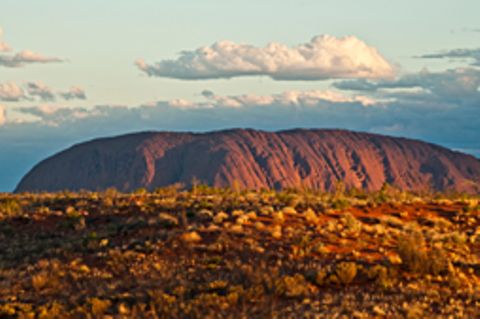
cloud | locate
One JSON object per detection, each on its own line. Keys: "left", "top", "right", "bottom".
{"left": 0, "top": 82, "right": 25, "bottom": 102}
{"left": 0, "top": 81, "right": 87, "bottom": 102}
{"left": 201, "top": 89, "right": 215, "bottom": 99}
{"left": 0, "top": 105, "right": 6, "bottom": 125}
{"left": 0, "top": 50, "right": 63, "bottom": 68}
{"left": 15, "top": 89, "right": 377, "bottom": 125}
{"left": 136, "top": 35, "right": 395, "bottom": 81}
{"left": 26, "top": 82, "right": 55, "bottom": 101}
{"left": 333, "top": 67, "right": 480, "bottom": 105}
{"left": 18, "top": 105, "right": 93, "bottom": 126}
{"left": 8, "top": 84, "right": 477, "bottom": 147}
{"left": 0, "top": 27, "right": 63, "bottom": 68}
{"left": 59, "top": 86, "right": 87, "bottom": 100}
{"left": 0, "top": 42, "right": 10, "bottom": 52}
{"left": 199, "top": 90, "right": 378, "bottom": 108}
{"left": 420, "top": 48, "right": 480, "bottom": 67}
{"left": 0, "top": 27, "right": 11, "bottom": 52}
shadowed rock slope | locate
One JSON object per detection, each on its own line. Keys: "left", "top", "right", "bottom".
{"left": 15, "top": 129, "right": 480, "bottom": 193}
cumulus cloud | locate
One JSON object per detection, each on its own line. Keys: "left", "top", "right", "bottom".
{"left": 136, "top": 35, "right": 395, "bottom": 81}
{"left": 0, "top": 82, "right": 25, "bottom": 102}
{"left": 420, "top": 48, "right": 480, "bottom": 67}
{"left": 59, "top": 86, "right": 87, "bottom": 100}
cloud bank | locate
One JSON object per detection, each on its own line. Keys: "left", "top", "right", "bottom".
{"left": 1, "top": 69, "right": 477, "bottom": 148}
{"left": 136, "top": 35, "right": 395, "bottom": 81}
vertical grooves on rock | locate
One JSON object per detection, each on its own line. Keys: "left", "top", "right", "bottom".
{"left": 14, "top": 129, "right": 480, "bottom": 193}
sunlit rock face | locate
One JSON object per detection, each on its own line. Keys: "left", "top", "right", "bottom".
{"left": 15, "top": 129, "right": 480, "bottom": 193}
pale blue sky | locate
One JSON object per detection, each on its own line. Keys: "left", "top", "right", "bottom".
{"left": 1, "top": 0, "right": 480, "bottom": 191}
{"left": 1, "top": 0, "right": 479, "bottom": 107}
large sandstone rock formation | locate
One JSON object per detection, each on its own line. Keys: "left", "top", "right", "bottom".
{"left": 15, "top": 129, "right": 480, "bottom": 193}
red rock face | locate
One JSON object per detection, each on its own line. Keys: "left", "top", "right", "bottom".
{"left": 15, "top": 129, "right": 480, "bottom": 193}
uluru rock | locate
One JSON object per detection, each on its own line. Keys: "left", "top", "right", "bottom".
{"left": 15, "top": 129, "right": 480, "bottom": 193}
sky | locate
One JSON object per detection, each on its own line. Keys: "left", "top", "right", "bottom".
{"left": 1, "top": 0, "right": 480, "bottom": 192}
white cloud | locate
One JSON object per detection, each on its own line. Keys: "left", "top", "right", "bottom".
{"left": 136, "top": 35, "right": 395, "bottom": 81}
{"left": 59, "top": 86, "right": 87, "bottom": 100}
{"left": 0, "top": 82, "right": 25, "bottom": 101}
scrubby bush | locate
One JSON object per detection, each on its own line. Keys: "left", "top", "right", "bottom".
{"left": 0, "top": 199, "right": 22, "bottom": 218}
{"left": 335, "top": 262, "right": 357, "bottom": 285}
{"left": 275, "top": 274, "right": 310, "bottom": 297}
{"left": 397, "top": 231, "right": 427, "bottom": 273}
{"left": 397, "top": 231, "right": 449, "bottom": 276}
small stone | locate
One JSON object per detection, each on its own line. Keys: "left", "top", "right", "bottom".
{"left": 158, "top": 213, "right": 179, "bottom": 226}
{"left": 230, "top": 224, "right": 243, "bottom": 233}
{"left": 372, "top": 305, "right": 386, "bottom": 316}
{"left": 213, "top": 212, "right": 229, "bottom": 224}
{"left": 181, "top": 231, "right": 202, "bottom": 243}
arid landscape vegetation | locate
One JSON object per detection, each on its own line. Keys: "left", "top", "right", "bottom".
{"left": 1, "top": 185, "right": 479, "bottom": 318}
